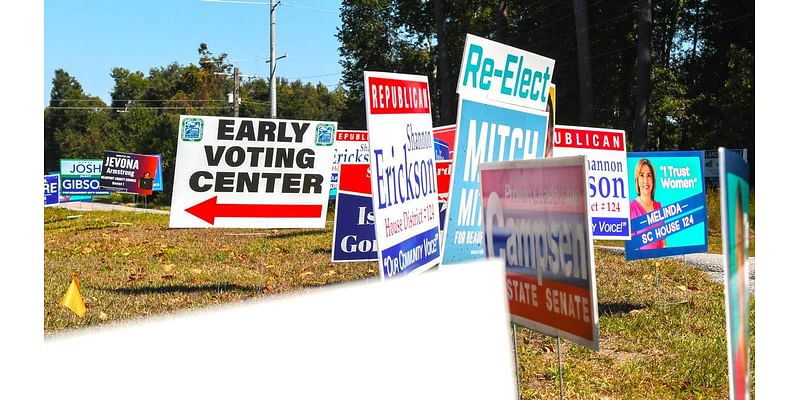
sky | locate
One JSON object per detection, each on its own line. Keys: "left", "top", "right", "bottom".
{"left": 44, "top": 0, "right": 344, "bottom": 106}
{"left": 5, "top": 2, "right": 799, "bottom": 396}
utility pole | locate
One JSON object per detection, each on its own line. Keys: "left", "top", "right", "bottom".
{"left": 218, "top": 66, "right": 256, "bottom": 117}
{"left": 270, "top": 0, "right": 277, "bottom": 118}
{"left": 233, "top": 66, "right": 240, "bottom": 117}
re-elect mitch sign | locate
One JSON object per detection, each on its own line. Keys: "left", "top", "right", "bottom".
{"left": 443, "top": 99, "right": 549, "bottom": 265}
{"left": 480, "top": 156, "right": 599, "bottom": 351}
{"left": 60, "top": 159, "right": 110, "bottom": 196}
{"left": 457, "top": 34, "right": 555, "bottom": 112}
{"left": 442, "top": 35, "right": 552, "bottom": 266}
{"left": 364, "top": 71, "right": 441, "bottom": 279}
{"left": 552, "top": 125, "right": 630, "bottom": 239}
{"left": 170, "top": 115, "right": 337, "bottom": 229}
{"left": 625, "top": 151, "right": 708, "bottom": 260}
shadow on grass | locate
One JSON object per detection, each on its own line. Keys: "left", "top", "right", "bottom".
{"left": 92, "top": 283, "right": 259, "bottom": 295}
{"left": 599, "top": 302, "right": 647, "bottom": 316}
{"left": 46, "top": 223, "right": 119, "bottom": 234}
{"left": 311, "top": 247, "right": 331, "bottom": 255}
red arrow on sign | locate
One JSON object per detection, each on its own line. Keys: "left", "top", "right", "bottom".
{"left": 185, "top": 196, "right": 323, "bottom": 225}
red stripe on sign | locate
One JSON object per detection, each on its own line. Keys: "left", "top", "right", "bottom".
{"left": 436, "top": 160, "right": 452, "bottom": 195}
{"left": 367, "top": 77, "right": 430, "bottom": 114}
{"left": 506, "top": 274, "right": 595, "bottom": 342}
{"left": 337, "top": 163, "right": 372, "bottom": 195}
{"left": 336, "top": 130, "right": 368, "bottom": 142}
{"left": 553, "top": 127, "right": 625, "bottom": 151}
{"left": 185, "top": 196, "right": 323, "bottom": 225}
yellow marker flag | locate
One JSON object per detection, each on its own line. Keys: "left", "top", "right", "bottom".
{"left": 60, "top": 275, "right": 86, "bottom": 318}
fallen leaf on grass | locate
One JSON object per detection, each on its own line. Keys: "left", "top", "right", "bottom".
{"left": 677, "top": 285, "right": 688, "bottom": 292}
{"left": 161, "top": 274, "right": 175, "bottom": 280}
{"left": 191, "top": 268, "right": 203, "bottom": 274}
{"left": 162, "top": 263, "right": 175, "bottom": 272}
{"left": 300, "top": 271, "right": 313, "bottom": 277}
{"left": 99, "top": 312, "right": 108, "bottom": 321}
{"left": 81, "top": 247, "right": 93, "bottom": 254}
{"left": 121, "top": 251, "right": 131, "bottom": 256}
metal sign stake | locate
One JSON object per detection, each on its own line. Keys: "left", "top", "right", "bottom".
{"left": 557, "top": 336, "right": 565, "bottom": 400}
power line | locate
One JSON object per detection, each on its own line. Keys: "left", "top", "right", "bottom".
{"left": 49, "top": 99, "right": 229, "bottom": 103}
{"left": 200, "top": 0, "right": 268, "bottom": 6}
{"left": 286, "top": 72, "right": 341, "bottom": 80}
{"left": 281, "top": 2, "right": 338, "bottom": 13}
{"left": 47, "top": 106, "right": 230, "bottom": 110}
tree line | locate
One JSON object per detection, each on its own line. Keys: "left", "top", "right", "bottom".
{"left": 44, "top": 1, "right": 754, "bottom": 204}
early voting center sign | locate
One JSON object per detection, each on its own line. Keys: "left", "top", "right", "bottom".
{"left": 170, "top": 115, "right": 337, "bottom": 228}
{"left": 552, "top": 125, "right": 630, "bottom": 240}
{"left": 625, "top": 151, "right": 708, "bottom": 260}
{"left": 719, "top": 148, "right": 750, "bottom": 400}
{"left": 364, "top": 71, "right": 441, "bottom": 279}
{"left": 442, "top": 34, "right": 554, "bottom": 265}
{"left": 480, "top": 156, "right": 599, "bottom": 350}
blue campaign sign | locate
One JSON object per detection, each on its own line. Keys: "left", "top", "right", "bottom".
{"left": 624, "top": 151, "right": 708, "bottom": 260}
{"left": 152, "top": 154, "right": 163, "bottom": 192}
{"left": 59, "top": 159, "right": 110, "bottom": 196}
{"left": 331, "top": 164, "right": 378, "bottom": 262}
{"left": 44, "top": 174, "right": 60, "bottom": 206}
{"left": 441, "top": 98, "right": 548, "bottom": 265}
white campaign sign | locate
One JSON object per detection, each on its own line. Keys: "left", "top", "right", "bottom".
{"left": 169, "top": 115, "right": 337, "bottom": 228}
{"left": 457, "top": 33, "right": 555, "bottom": 111}
{"left": 552, "top": 125, "right": 631, "bottom": 240}
{"left": 364, "top": 71, "right": 442, "bottom": 279}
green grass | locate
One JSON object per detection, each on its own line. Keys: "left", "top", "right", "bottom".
{"left": 44, "top": 207, "right": 754, "bottom": 399}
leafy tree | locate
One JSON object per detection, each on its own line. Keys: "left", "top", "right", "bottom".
{"left": 44, "top": 69, "right": 107, "bottom": 172}
{"left": 632, "top": 0, "right": 653, "bottom": 151}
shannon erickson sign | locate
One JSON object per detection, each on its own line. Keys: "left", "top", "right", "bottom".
{"left": 364, "top": 71, "right": 441, "bottom": 279}
{"left": 169, "top": 115, "right": 337, "bottom": 228}
{"left": 552, "top": 125, "right": 630, "bottom": 240}
{"left": 480, "top": 156, "right": 599, "bottom": 350}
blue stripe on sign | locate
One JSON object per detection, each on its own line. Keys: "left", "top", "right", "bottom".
{"left": 381, "top": 226, "right": 441, "bottom": 278}
{"left": 630, "top": 207, "right": 707, "bottom": 246}
{"left": 631, "top": 192, "right": 706, "bottom": 230}
{"left": 593, "top": 217, "right": 630, "bottom": 237}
